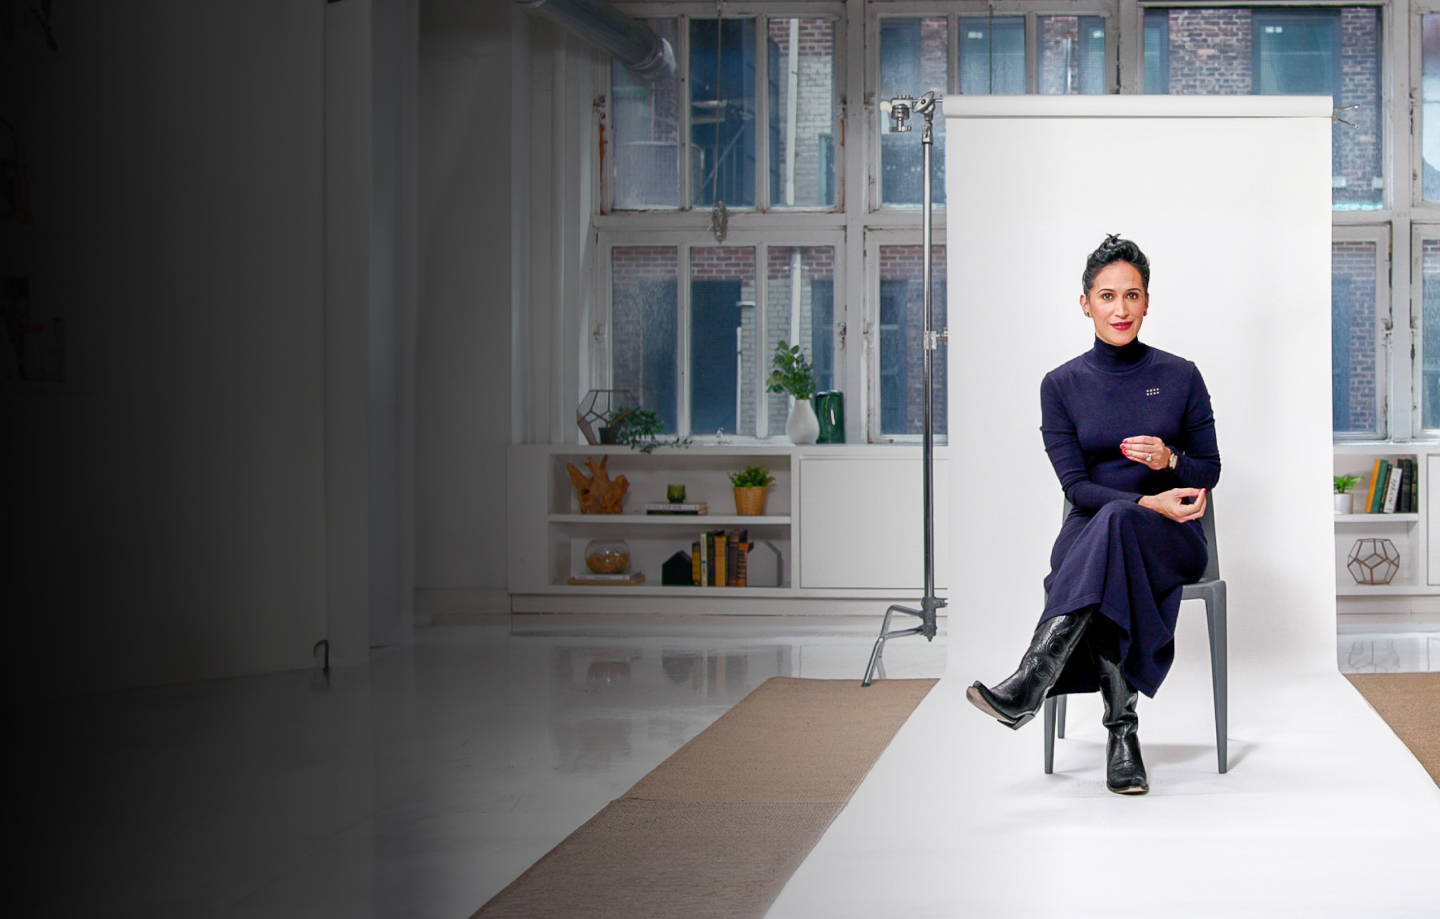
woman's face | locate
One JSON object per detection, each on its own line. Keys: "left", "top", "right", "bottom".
{"left": 1081, "top": 261, "right": 1148, "bottom": 346}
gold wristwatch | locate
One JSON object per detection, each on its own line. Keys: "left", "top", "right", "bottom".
{"left": 1167, "top": 449, "right": 1179, "bottom": 470}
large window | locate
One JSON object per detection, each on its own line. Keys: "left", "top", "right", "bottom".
{"left": 1143, "top": 6, "right": 1382, "bottom": 211}
{"left": 599, "top": 2, "right": 1426, "bottom": 444}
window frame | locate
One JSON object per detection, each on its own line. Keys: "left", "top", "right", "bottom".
{"left": 598, "top": 228, "right": 847, "bottom": 441}
{"left": 866, "top": 2, "right": 1118, "bottom": 215}
{"left": 1412, "top": 221, "right": 1440, "bottom": 436}
{"left": 606, "top": 3, "right": 848, "bottom": 216}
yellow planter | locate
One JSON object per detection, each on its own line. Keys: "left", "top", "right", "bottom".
{"left": 733, "top": 486, "right": 767, "bottom": 516}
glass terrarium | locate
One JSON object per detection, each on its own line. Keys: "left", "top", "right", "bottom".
{"left": 584, "top": 538, "right": 631, "bottom": 574}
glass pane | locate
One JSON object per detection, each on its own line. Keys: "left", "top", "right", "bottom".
{"left": 1144, "top": 8, "right": 1381, "bottom": 210}
{"left": 691, "top": 18, "right": 757, "bottom": 208}
{"left": 1423, "top": 15, "right": 1440, "bottom": 200}
{"left": 1332, "top": 240, "right": 1380, "bottom": 436}
{"left": 768, "top": 19, "right": 836, "bottom": 208}
{"left": 1039, "top": 16, "right": 1107, "bottom": 95}
{"left": 612, "top": 20, "right": 680, "bottom": 209}
{"left": 612, "top": 247, "right": 679, "bottom": 433}
{"left": 879, "top": 18, "right": 947, "bottom": 206}
{"left": 958, "top": 17, "right": 1025, "bottom": 95}
{"left": 1422, "top": 241, "right": 1440, "bottom": 430}
{"left": 690, "top": 247, "right": 757, "bottom": 438}
{"left": 1143, "top": 9, "right": 1169, "bottom": 94}
{"left": 765, "top": 247, "right": 836, "bottom": 435}
{"left": 879, "top": 245, "right": 947, "bottom": 437}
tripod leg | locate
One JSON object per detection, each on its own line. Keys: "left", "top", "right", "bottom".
{"left": 861, "top": 606, "right": 898, "bottom": 686}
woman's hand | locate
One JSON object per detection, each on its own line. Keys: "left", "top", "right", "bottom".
{"left": 1121, "top": 436, "right": 1171, "bottom": 470}
{"left": 1138, "top": 488, "right": 1206, "bottom": 523}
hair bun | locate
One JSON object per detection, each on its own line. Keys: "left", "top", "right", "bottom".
{"left": 1103, "top": 233, "right": 1123, "bottom": 248}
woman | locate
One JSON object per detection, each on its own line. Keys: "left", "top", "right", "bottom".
{"left": 965, "top": 235, "right": 1221, "bottom": 795}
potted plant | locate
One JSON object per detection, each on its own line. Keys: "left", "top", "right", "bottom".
{"left": 766, "top": 340, "right": 819, "bottom": 444}
{"left": 1334, "top": 474, "right": 1361, "bottom": 515}
{"left": 729, "top": 464, "right": 776, "bottom": 516}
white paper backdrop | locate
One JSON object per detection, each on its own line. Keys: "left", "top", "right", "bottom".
{"left": 943, "top": 96, "right": 1337, "bottom": 682}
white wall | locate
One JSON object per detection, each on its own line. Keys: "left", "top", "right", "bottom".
{"left": 944, "top": 96, "right": 1336, "bottom": 680}
{"left": 413, "top": 0, "right": 515, "bottom": 618}
{"left": 3, "top": 1, "right": 417, "bottom": 699}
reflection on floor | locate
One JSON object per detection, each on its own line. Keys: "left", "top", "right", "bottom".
{"left": 1337, "top": 628, "right": 1440, "bottom": 673}
{"left": 15, "top": 615, "right": 946, "bottom": 919}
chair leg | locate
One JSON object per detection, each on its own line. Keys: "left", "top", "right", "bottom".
{"left": 1056, "top": 694, "right": 1068, "bottom": 739}
{"left": 1043, "top": 696, "right": 1057, "bottom": 775}
{"left": 1206, "top": 582, "right": 1228, "bottom": 774}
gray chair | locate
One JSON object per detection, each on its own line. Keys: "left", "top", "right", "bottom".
{"left": 1043, "top": 498, "right": 1228, "bottom": 775}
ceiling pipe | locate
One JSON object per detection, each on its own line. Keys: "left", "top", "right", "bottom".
{"left": 515, "top": 0, "right": 675, "bottom": 81}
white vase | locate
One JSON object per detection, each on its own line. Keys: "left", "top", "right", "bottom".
{"left": 1335, "top": 492, "right": 1354, "bottom": 515}
{"left": 786, "top": 398, "right": 820, "bottom": 445}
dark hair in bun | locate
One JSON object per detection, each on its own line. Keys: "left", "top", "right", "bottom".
{"left": 1082, "top": 234, "right": 1150, "bottom": 294}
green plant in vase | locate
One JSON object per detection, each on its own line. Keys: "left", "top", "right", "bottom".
{"left": 1334, "top": 473, "right": 1362, "bottom": 515}
{"left": 730, "top": 464, "right": 775, "bottom": 516}
{"left": 766, "top": 341, "right": 819, "bottom": 444}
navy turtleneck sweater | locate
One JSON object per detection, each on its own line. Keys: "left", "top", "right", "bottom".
{"left": 1040, "top": 338, "right": 1221, "bottom": 513}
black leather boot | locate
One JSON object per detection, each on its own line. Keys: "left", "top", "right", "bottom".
{"left": 966, "top": 610, "right": 1092, "bottom": 730}
{"left": 1093, "top": 624, "right": 1148, "bottom": 795}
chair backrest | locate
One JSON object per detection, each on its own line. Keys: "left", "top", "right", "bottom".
{"left": 1062, "top": 496, "right": 1220, "bottom": 583}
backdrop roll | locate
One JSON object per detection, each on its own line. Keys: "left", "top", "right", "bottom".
{"left": 944, "top": 95, "right": 1336, "bottom": 685}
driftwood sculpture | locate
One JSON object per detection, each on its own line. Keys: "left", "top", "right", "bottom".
{"left": 567, "top": 456, "right": 629, "bottom": 514}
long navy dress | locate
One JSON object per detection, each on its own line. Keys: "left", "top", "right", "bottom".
{"left": 1038, "top": 337, "right": 1221, "bottom": 698}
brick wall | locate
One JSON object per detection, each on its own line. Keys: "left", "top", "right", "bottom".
{"left": 1332, "top": 240, "right": 1377, "bottom": 432}
{"left": 879, "top": 245, "right": 948, "bottom": 435}
{"left": 1167, "top": 8, "right": 1252, "bottom": 95}
{"left": 768, "top": 18, "right": 835, "bottom": 207}
{"left": 1337, "top": 7, "right": 1382, "bottom": 208}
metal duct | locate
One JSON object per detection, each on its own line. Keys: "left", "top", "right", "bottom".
{"left": 515, "top": 0, "right": 675, "bottom": 81}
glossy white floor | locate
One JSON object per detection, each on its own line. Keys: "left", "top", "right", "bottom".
{"left": 16, "top": 616, "right": 1436, "bottom": 919}
{"left": 15, "top": 615, "right": 948, "bottom": 919}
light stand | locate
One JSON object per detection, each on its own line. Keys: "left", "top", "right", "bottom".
{"left": 862, "top": 92, "right": 946, "bottom": 686}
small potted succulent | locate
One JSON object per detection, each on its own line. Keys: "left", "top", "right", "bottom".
{"left": 729, "top": 464, "right": 776, "bottom": 516}
{"left": 1334, "top": 474, "right": 1361, "bottom": 515}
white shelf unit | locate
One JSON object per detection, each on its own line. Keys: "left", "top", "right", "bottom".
{"left": 1333, "top": 443, "right": 1440, "bottom": 612}
{"left": 508, "top": 444, "right": 949, "bottom": 613}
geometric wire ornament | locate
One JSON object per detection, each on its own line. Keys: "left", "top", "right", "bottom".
{"left": 576, "top": 389, "right": 638, "bottom": 445}
{"left": 1347, "top": 537, "right": 1400, "bottom": 585}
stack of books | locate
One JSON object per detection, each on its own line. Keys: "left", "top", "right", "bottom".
{"left": 646, "top": 502, "right": 708, "bottom": 515}
{"left": 1360, "top": 457, "right": 1418, "bottom": 514}
{"left": 690, "top": 529, "right": 751, "bottom": 587}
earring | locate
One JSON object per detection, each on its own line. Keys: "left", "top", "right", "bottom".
{"left": 1084, "top": 311, "right": 1092, "bottom": 317}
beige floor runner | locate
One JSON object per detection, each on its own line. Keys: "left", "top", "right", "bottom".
{"left": 1346, "top": 672, "right": 1440, "bottom": 787}
{"left": 472, "top": 676, "right": 938, "bottom": 919}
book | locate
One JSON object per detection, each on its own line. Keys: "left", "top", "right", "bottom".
{"left": 1363, "top": 458, "right": 1383, "bottom": 513}
{"left": 1405, "top": 460, "right": 1416, "bottom": 518}
{"left": 734, "top": 534, "right": 750, "bottom": 587}
{"left": 725, "top": 529, "right": 744, "bottom": 586}
{"left": 568, "top": 572, "right": 645, "bottom": 585}
{"left": 692, "top": 540, "right": 702, "bottom": 585}
{"left": 1402, "top": 458, "right": 1417, "bottom": 513}
{"left": 645, "top": 502, "right": 709, "bottom": 515}
{"left": 715, "top": 529, "right": 727, "bottom": 587}
{"left": 1368, "top": 459, "right": 1390, "bottom": 513}
{"left": 1383, "top": 463, "right": 1402, "bottom": 513}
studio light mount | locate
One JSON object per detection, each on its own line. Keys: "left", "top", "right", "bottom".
{"left": 862, "top": 91, "right": 947, "bottom": 686}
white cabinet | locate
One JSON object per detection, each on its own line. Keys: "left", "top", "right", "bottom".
{"left": 507, "top": 444, "right": 949, "bottom": 613}
{"left": 1332, "top": 444, "right": 1440, "bottom": 613}
{"left": 798, "top": 456, "right": 949, "bottom": 589}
